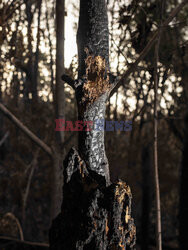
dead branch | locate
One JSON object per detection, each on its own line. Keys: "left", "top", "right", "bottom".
{"left": 153, "top": 0, "right": 163, "bottom": 248}
{"left": 1, "top": 213, "right": 24, "bottom": 241}
{"left": 0, "top": 131, "right": 9, "bottom": 147}
{"left": 0, "top": 103, "right": 52, "bottom": 157}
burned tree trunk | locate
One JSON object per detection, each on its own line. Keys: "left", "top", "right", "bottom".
{"left": 49, "top": 0, "right": 136, "bottom": 249}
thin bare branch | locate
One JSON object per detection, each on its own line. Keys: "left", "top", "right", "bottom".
{"left": 22, "top": 149, "right": 40, "bottom": 224}
{"left": 61, "top": 74, "right": 75, "bottom": 89}
{"left": 0, "top": 103, "right": 52, "bottom": 157}
{"left": 2, "top": 213, "right": 24, "bottom": 241}
{"left": 0, "top": 131, "right": 9, "bottom": 147}
{"left": 153, "top": 0, "right": 164, "bottom": 249}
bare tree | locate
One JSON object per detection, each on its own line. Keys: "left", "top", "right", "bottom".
{"left": 153, "top": 2, "right": 163, "bottom": 248}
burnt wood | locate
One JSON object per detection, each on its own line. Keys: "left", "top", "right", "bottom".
{"left": 49, "top": 0, "right": 136, "bottom": 249}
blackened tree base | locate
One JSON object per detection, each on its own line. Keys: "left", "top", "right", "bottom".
{"left": 49, "top": 148, "right": 136, "bottom": 249}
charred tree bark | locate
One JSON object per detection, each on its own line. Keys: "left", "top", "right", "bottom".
{"left": 49, "top": 0, "right": 136, "bottom": 249}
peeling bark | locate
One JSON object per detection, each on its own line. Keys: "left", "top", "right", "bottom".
{"left": 49, "top": 0, "right": 136, "bottom": 249}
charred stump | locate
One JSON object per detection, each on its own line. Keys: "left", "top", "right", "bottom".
{"left": 49, "top": 0, "right": 136, "bottom": 249}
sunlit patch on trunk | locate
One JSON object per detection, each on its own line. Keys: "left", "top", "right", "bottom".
{"left": 82, "top": 50, "right": 110, "bottom": 104}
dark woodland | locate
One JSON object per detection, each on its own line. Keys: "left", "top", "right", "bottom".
{"left": 0, "top": 0, "right": 188, "bottom": 249}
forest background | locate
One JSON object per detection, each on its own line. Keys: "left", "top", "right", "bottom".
{"left": 0, "top": 0, "right": 188, "bottom": 249}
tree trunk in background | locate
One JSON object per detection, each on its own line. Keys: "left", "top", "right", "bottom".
{"left": 24, "top": 0, "right": 33, "bottom": 104}
{"left": 179, "top": 113, "right": 188, "bottom": 250}
{"left": 55, "top": 0, "right": 65, "bottom": 147}
{"left": 141, "top": 143, "right": 153, "bottom": 250}
{"left": 0, "top": 78, "right": 3, "bottom": 146}
{"left": 0, "top": 51, "right": 5, "bottom": 161}
{"left": 49, "top": 0, "right": 136, "bottom": 249}
{"left": 22, "top": 0, "right": 41, "bottom": 105}
{"left": 50, "top": 0, "right": 65, "bottom": 220}
{"left": 179, "top": 67, "right": 188, "bottom": 250}
{"left": 32, "top": 0, "right": 42, "bottom": 103}
{"left": 153, "top": 6, "right": 162, "bottom": 247}
{"left": 45, "top": 1, "right": 55, "bottom": 101}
